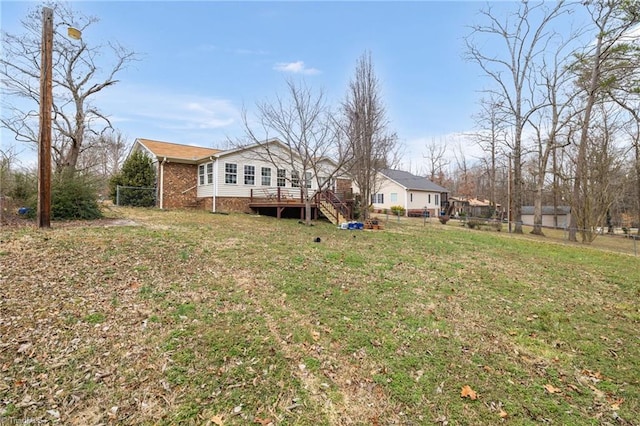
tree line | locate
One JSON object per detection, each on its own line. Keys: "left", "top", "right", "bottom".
{"left": 424, "top": 1, "right": 639, "bottom": 240}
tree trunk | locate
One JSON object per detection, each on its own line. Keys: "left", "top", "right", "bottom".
{"left": 513, "top": 116, "right": 523, "bottom": 234}
{"left": 570, "top": 31, "right": 603, "bottom": 242}
{"left": 531, "top": 181, "right": 545, "bottom": 235}
{"left": 636, "top": 140, "right": 640, "bottom": 235}
{"left": 304, "top": 191, "right": 312, "bottom": 226}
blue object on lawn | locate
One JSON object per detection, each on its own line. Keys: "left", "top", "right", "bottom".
{"left": 18, "top": 207, "right": 31, "bottom": 215}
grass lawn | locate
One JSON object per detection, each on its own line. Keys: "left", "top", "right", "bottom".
{"left": 1, "top": 207, "right": 638, "bottom": 425}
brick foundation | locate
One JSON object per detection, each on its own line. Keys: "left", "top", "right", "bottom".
{"left": 160, "top": 162, "right": 199, "bottom": 209}
{"left": 215, "top": 197, "right": 253, "bottom": 213}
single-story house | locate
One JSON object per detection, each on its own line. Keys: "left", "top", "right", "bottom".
{"left": 130, "top": 138, "right": 353, "bottom": 222}
{"left": 370, "top": 169, "right": 449, "bottom": 217}
{"left": 521, "top": 206, "right": 571, "bottom": 228}
{"left": 449, "top": 197, "right": 502, "bottom": 218}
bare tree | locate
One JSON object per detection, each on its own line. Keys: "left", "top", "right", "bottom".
{"left": 342, "top": 51, "right": 398, "bottom": 220}
{"left": 0, "top": 3, "right": 137, "bottom": 172}
{"left": 573, "top": 104, "right": 628, "bottom": 241}
{"left": 76, "top": 129, "right": 129, "bottom": 177}
{"left": 603, "top": 33, "right": 640, "bottom": 236}
{"left": 568, "top": 0, "right": 640, "bottom": 242}
{"left": 453, "top": 143, "right": 476, "bottom": 198}
{"left": 528, "top": 31, "right": 582, "bottom": 235}
{"left": 609, "top": 100, "right": 640, "bottom": 235}
{"left": 473, "top": 96, "right": 508, "bottom": 216}
{"left": 465, "top": 1, "right": 568, "bottom": 233}
{"left": 422, "top": 138, "right": 449, "bottom": 185}
{"left": 239, "top": 79, "right": 350, "bottom": 226}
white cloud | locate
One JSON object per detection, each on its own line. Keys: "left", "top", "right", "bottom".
{"left": 91, "top": 84, "right": 242, "bottom": 144}
{"left": 273, "top": 60, "right": 320, "bottom": 75}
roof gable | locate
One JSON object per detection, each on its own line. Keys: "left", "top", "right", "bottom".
{"left": 216, "top": 138, "right": 288, "bottom": 159}
{"left": 135, "top": 138, "right": 221, "bottom": 162}
{"left": 380, "top": 169, "right": 448, "bottom": 193}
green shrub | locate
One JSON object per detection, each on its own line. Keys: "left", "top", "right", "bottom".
{"left": 466, "top": 219, "right": 481, "bottom": 229}
{"left": 109, "top": 150, "right": 156, "bottom": 207}
{"left": 51, "top": 171, "right": 103, "bottom": 220}
{"left": 23, "top": 171, "right": 103, "bottom": 220}
{"left": 390, "top": 205, "right": 405, "bottom": 216}
{"left": 8, "top": 171, "right": 37, "bottom": 202}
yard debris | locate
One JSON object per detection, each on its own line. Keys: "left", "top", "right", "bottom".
{"left": 211, "top": 414, "right": 225, "bottom": 425}
{"left": 543, "top": 384, "right": 562, "bottom": 394}
{"left": 460, "top": 385, "right": 478, "bottom": 400}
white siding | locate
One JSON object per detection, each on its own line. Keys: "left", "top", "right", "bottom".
{"left": 197, "top": 183, "right": 213, "bottom": 198}
{"left": 522, "top": 214, "right": 569, "bottom": 228}
{"left": 371, "top": 177, "right": 406, "bottom": 210}
{"left": 371, "top": 175, "right": 443, "bottom": 213}
{"left": 213, "top": 144, "right": 327, "bottom": 197}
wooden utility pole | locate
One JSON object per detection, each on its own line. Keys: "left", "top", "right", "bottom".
{"left": 38, "top": 7, "right": 53, "bottom": 228}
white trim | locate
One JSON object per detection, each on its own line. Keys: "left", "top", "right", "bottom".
{"left": 212, "top": 157, "right": 218, "bottom": 213}
{"left": 159, "top": 157, "right": 166, "bottom": 209}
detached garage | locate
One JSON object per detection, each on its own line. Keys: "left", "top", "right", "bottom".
{"left": 521, "top": 206, "right": 571, "bottom": 229}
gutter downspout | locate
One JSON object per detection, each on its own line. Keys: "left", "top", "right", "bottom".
{"left": 160, "top": 157, "right": 167, "bottom": 209}
{"left": 211, "top": 156, "right": 217, "bottom": 213}
{"left": 404, "top": 187, "right": 409, "bottom": 217}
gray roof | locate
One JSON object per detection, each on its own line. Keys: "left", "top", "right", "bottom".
{"left": 521, "top": 206, "right": 571, "bottom": 215}
{"left": 380, "top": 169, "right": 448, "bottom": 193}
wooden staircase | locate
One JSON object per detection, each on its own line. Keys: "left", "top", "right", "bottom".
{"left": 316, "top": 190, "right": 352, "bottom": 225}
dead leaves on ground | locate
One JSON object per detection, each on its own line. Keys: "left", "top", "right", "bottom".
{"left": 460, "top": 385, "right": 478, "bottom": 400}
{"left": 543, "top": 383, "right": 562, "bottom": 394}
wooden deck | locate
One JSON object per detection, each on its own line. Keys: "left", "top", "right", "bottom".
{"left": 249, "top": 188, "right": 353, "bottom": 223}
{"left": 249, "top": 188, "right": 315, "bottom": 219}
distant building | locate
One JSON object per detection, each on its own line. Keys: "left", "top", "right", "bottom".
{"left": 449, "top": 197, "right": 502, "bottom": 218}
{"left": 368, "top": 169, "right": 449, "bottom": 217}
{"left": 521, "top": 206, "right": 571, "bottom": 228}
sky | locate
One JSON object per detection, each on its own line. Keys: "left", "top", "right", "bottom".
{"left": 1, "top": 1, "right": 592, "bottom": 172}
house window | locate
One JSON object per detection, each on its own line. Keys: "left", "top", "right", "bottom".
{"left": 305, "top": 172, "right": 312, "bottom": 188}
{"left": 428, "top": 194, "right": 431, "bottom": 204}
{"left": 435, "top": 194, "right": 439, "bottom": 206}
{"left": 206, "top": 163, "right": 213, "bottom": 184}
{"left": 319, "top": 176, "right": 332, "bottom": 190}
{"left": 277, "top": 169, "right": 286, "bottom": 187}
{"left": 198, "top": 164, "right": 205, "bottom": 185}
{"left": 410, "top": 193, "right": 413, "bottom": 202}
{"left": 225, "top": 163, "right": 237, "bottom": 184}
{"left": 244, "top": 165, "right": 255, "bottom": 185}
{"left": 390, "top": 193, "right": 398, "bottom": 203}
{"left": 261, "top": 167, "right": 271, "bottom": 186}
{"left": 371, "top": 193, "right": 384, "bottom": 204}
{"left": 291, "top": 170, "right": 300, "bottom": 187}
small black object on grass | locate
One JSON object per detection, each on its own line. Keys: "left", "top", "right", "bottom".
{"left": 313, "top": 237, "right": 321, "bottom": 243}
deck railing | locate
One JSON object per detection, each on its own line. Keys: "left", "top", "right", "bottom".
{"left": 250, "top": 187, "right": 304, "bottom": 203}
{"left": 250, "top": 188, "right": 353, "bottom": 221}
{"left": 315, "top": 189, "right": 352, "bottom": 222}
